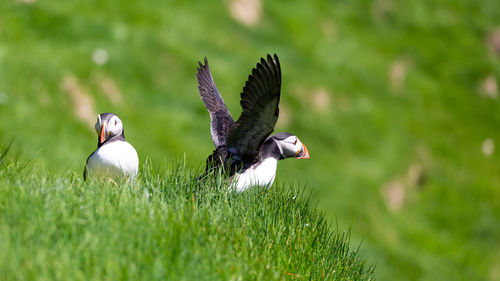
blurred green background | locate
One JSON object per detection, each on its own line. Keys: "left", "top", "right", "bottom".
{"left": 1, "top": 0, "right": 499, "bottom": 280}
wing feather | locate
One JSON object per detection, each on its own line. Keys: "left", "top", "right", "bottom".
{"left": 196, "top": 57, "right": 234, "bottom": 147}
{"left": 226, "top": 54, "right": 281, "bottom": 164}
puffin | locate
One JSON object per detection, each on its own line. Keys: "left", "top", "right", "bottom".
{"left": 84, "top": 112, "right": 139, "bottom": 180}
{"left": 196, "top": 54, "right": 309, "bottom": 191}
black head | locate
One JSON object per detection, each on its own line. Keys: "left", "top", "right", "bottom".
{"left": 94, "top": 112, "right": 125, "bottom": 147}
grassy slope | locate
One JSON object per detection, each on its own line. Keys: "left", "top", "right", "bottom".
{"left": 0, "top": 0, "right": 499, "bottom": 280}
{"left": 0, "top": 151, "right": 373, "bottom": 281}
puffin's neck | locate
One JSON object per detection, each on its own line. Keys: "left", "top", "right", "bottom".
{"left": 261, "top": 138, "right": 283, "bottom": 160}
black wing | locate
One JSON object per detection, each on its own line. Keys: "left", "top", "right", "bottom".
{"left": 83, "top": 165, "right": 88, "bottom": 180}
{"left": 225, "top": 54, "right": 281, "bottom": 164}
{"left": 83, "top": 155, "right": 90, "bottom": 180}
{"left": 83, "top": 150, "right": 96, "bottom": 180}
{"left": 196, "top": 57, "right": 235, "bottom": 148}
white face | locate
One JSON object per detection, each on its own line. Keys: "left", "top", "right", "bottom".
{"left": 277, "top": 135, "right": 304, "bottom": 158}
{"left": 106, "top": 115, "right": 123, "bottom": 136}
{"left": 95, "top": 114, "right": 123, "bottom": 143}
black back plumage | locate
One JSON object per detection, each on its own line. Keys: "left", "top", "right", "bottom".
{"left": 196, "top": 54, "right": 282, "bottom": 176}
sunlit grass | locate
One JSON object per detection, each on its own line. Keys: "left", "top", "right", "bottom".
{"left": 0, "top": 156, "right": 374, "bottom": 281}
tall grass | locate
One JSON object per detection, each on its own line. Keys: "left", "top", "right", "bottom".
{"left": 0, "top": 156, "right": 374, "bottom": 281}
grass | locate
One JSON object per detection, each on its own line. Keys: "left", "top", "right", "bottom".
{"left": 0, "top": 153, "right": 374, "bottom": 281}
{"left": 1, "top": 0, "right": 500, "bottom": 280}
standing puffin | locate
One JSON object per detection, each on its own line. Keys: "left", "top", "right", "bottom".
{"left": 196, "top": 54, "right": 309, "bottom": 191}
{"left": 84, "top": 113, "right": 139, "bottom": 180}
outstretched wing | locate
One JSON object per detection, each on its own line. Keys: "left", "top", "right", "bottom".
{"left": 225, "top": 54, "right": 281, "bottom": 163}
{"left": 196, "top": 57, "right": 235, "bottom": 148}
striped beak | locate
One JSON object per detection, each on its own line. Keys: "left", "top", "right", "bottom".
{"left": 296, "top": 143, "right": 310, "bottom": 159}
{"left": 99, "top": 122, "right": 107, "bottom": 145}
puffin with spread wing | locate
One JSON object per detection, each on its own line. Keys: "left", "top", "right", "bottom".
{"left": 196, "top": 54, "right": 309, "bottom": 191}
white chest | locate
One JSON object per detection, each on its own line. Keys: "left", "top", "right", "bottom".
{"left": 86, "top": 141, "right": 139, "bottom": 179}
{"left": 234, "top": 158, "right": 278, "bottom": 192}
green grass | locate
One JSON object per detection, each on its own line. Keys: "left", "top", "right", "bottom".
{"left": 1, "top": 0, "right": 500, "bottom": 280}
{"left": 0, "top": 152, "right": 373, "bottom": 281}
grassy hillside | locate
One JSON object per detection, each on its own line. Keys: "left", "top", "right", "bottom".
{"left": 1, "top": 0, "right": 499, "bottom": 280}
{"left": 0, "top": 150, "right": 373, "bottom": 281}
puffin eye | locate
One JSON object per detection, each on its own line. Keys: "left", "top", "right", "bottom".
{"left": 293, "top": 139, "right": 297, "bottom": 145}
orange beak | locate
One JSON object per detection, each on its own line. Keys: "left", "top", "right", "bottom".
{"left": 99, "top": 123, "right": 106, "bottom": 145}
{"left": 297, "top": 143, "right": 310, "bottom": 159}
